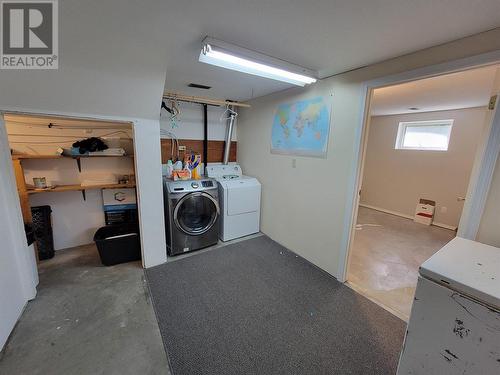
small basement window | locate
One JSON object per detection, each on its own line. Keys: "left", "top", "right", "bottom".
{"left": 395, "top": 120, "right": 453, "bottom": 151}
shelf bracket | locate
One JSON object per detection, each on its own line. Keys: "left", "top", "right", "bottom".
{"left": 81, "top": 189, "right": 86, "bottom": 201}
{"left": 75, "top": 157, "right": 82, "bottom": 172}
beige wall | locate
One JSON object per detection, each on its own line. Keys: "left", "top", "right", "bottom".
{"left": 237, "top": 29, "right": 500, "bottom": 279}
{"left": 360, "top": 108, "right": 486, "bottom": 228}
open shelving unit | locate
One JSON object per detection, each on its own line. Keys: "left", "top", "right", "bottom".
{"left": 12, "top": 154, "right": 136, "bottom": 223}
{"left": 27, "top": 183, "right": 136, "bottom": 200}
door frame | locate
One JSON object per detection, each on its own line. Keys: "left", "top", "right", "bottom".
{"left": 0, "top": 107, "right": 167, "bottom": 269}
{"left": 338, "top": 49, "right": 500, "bottom": 282}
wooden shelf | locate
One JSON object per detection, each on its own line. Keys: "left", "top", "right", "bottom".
{"left": 12, "top": 154, "right": 133, "bottom": 160}
{"left": 12, "top": 154, "right": 63, "bottom": 160}
{"left": 27, "top": 183, "right": 136, "bottom": 195}
{"left": 13, "top": 153, "right": 133, "bottom": 172}
{"left": 12, "top": 152, "right": 136, "bottom": 225}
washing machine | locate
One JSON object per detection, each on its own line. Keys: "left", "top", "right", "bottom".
{"left": 206, "top": 164, "right": 261, "bottom": 241}
{"left": 163, "top": 178, "right": 220, "bottom": 256}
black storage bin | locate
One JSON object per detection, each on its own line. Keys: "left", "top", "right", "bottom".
{"left": 93, "top": 223, "right": 141, "bottom": 266}
{"left": 31, "top": 205, "right": 55, "bottom": 260}
{"left": 25, "top": 223, "right": 35, "bottom": 246}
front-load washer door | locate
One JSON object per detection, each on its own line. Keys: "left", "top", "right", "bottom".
{"left": 173, "top": 192, "right": 220, "bottom": 235}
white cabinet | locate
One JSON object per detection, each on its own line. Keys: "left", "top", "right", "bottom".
{"left": 397, "top": 238, "right": 500, "bottom": 374}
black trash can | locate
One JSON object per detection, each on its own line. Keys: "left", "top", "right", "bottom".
{"left": 31, "top": 205, "right": 55, "bottom": 260}
{"left": 93, "top": 223, "right": 141, "bottom": 266}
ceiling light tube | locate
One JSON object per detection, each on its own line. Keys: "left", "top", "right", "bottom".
{"left": 199, "top": 39, "right": 317, "bottom": 86}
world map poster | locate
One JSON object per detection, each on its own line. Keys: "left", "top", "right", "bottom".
{"left": 271, "top": 96, "right": 331, "bottom": 157}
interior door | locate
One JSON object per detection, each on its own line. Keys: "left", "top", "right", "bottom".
{"left": 0, "top": 114, "right": 37, "bottom": 350}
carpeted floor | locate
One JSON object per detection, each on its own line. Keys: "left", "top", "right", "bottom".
{"left": 146, "top": 235, "right": 405, "bottom": 375}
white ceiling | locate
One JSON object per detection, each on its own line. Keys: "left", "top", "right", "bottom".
{"left": 163, "top": 0, "right": 500, "bottom": 102}
{"left": 371, "top": 64, "right": 499, "bottom": 116}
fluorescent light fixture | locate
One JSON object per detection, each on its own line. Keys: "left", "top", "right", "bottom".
{"left": 199, "top": 37, "right": 317, "bottom": 86}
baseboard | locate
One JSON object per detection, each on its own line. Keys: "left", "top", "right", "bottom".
{"left": 359, "top": 204, "right": 457, "bottom": 231}
{"left": 431, "top": 221, "right": 457, "bottom": 231}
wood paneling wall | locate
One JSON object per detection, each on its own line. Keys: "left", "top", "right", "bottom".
{"left": 160, "top": 139, "right": 237, "bottom": 164}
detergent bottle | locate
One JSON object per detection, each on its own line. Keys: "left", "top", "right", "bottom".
{"left": 165, "top": 160, "right": 173, "bottom": 178}
{"left": 189, "top": 154, "right": 202, "bottom": 179}
{"left": 183, "top": 157, "right": 192, "bottom": 179}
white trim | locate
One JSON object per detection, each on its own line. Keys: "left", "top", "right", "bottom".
{"left": 429, "top": 222, "right": 456, "bottom": 231}
{"left": 458, "top": 94, "right": 500, "bottom": 239}
{"left": 359, "top": 204, "right": 457, "bottom": 231}
{"left": 338, "top": 49, "right": 500, "bottom": 282}
{"left": 360, "top": 203, "right": 414, "bottom": 220}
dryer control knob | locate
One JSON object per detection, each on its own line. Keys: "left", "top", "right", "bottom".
{"left": 191, "top": 182, "right": 199, "bottom": 189}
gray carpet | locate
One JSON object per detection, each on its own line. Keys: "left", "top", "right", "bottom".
{"left": 146, "top": 235, "right": 405, "bottom": 375}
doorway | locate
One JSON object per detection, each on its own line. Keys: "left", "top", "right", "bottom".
{"left": 5, "top": 112, "right": 140, "bottom": 273}
{"left": 346, "top": 64, "right": 500, "bottom": 320}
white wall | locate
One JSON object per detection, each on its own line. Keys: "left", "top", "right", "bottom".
{"left": 0, "top": 0, "right": 168, "bottom": 269}
{"left": 0, "top": 1, "right": 169, "bottom": 120}
{"left": 132, "top": 121, "right": 166, "bottom": 269}
{"left": 360, "top": 108, "right": 486, "bottom": 228}
{"left": 160, "top": 101, "right": 237, "bottom": 141}
{"left": 237, "top": 29, "right": 500, "bottom": 279}
{"left": 0, "top": 120, "right": 37, "bottom": 350}
{"left": 0, "top": 0, "right": 169, "bottom": 349}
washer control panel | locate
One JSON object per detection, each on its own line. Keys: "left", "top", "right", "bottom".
{"left": 165, "top": 178, "right": 217, "bottom": 193}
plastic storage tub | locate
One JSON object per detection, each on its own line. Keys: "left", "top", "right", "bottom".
{"left": 93, "top": 223, "right": 141, "bottom": 266}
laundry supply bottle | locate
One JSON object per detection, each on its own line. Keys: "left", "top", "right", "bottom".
{"left": 183, "top": 159, "right": 192, "bottom": 179}
{"left": 166, "top": 160, "right": 173, "bottom": 178}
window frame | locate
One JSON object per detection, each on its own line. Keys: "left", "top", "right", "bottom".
{"left": 395, "top": 119, "right": 454, "bottom": 151}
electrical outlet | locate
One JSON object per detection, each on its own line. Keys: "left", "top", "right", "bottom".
{"left": 178, "top": 145, "right": 186, "bottom": 151}
{"left": 440, "top": 206, "right": 447, "bottom": 214}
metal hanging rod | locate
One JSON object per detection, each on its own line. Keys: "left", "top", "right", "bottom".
{"left": 163, "top": 91, "right": 251, "bottom": 108}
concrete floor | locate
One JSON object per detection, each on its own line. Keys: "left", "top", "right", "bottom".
{"left": 0, "top": 244, "right": 170, "bottom": 375}
{"left": 347, "top": 207, "right": 456, "bottom": 321}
